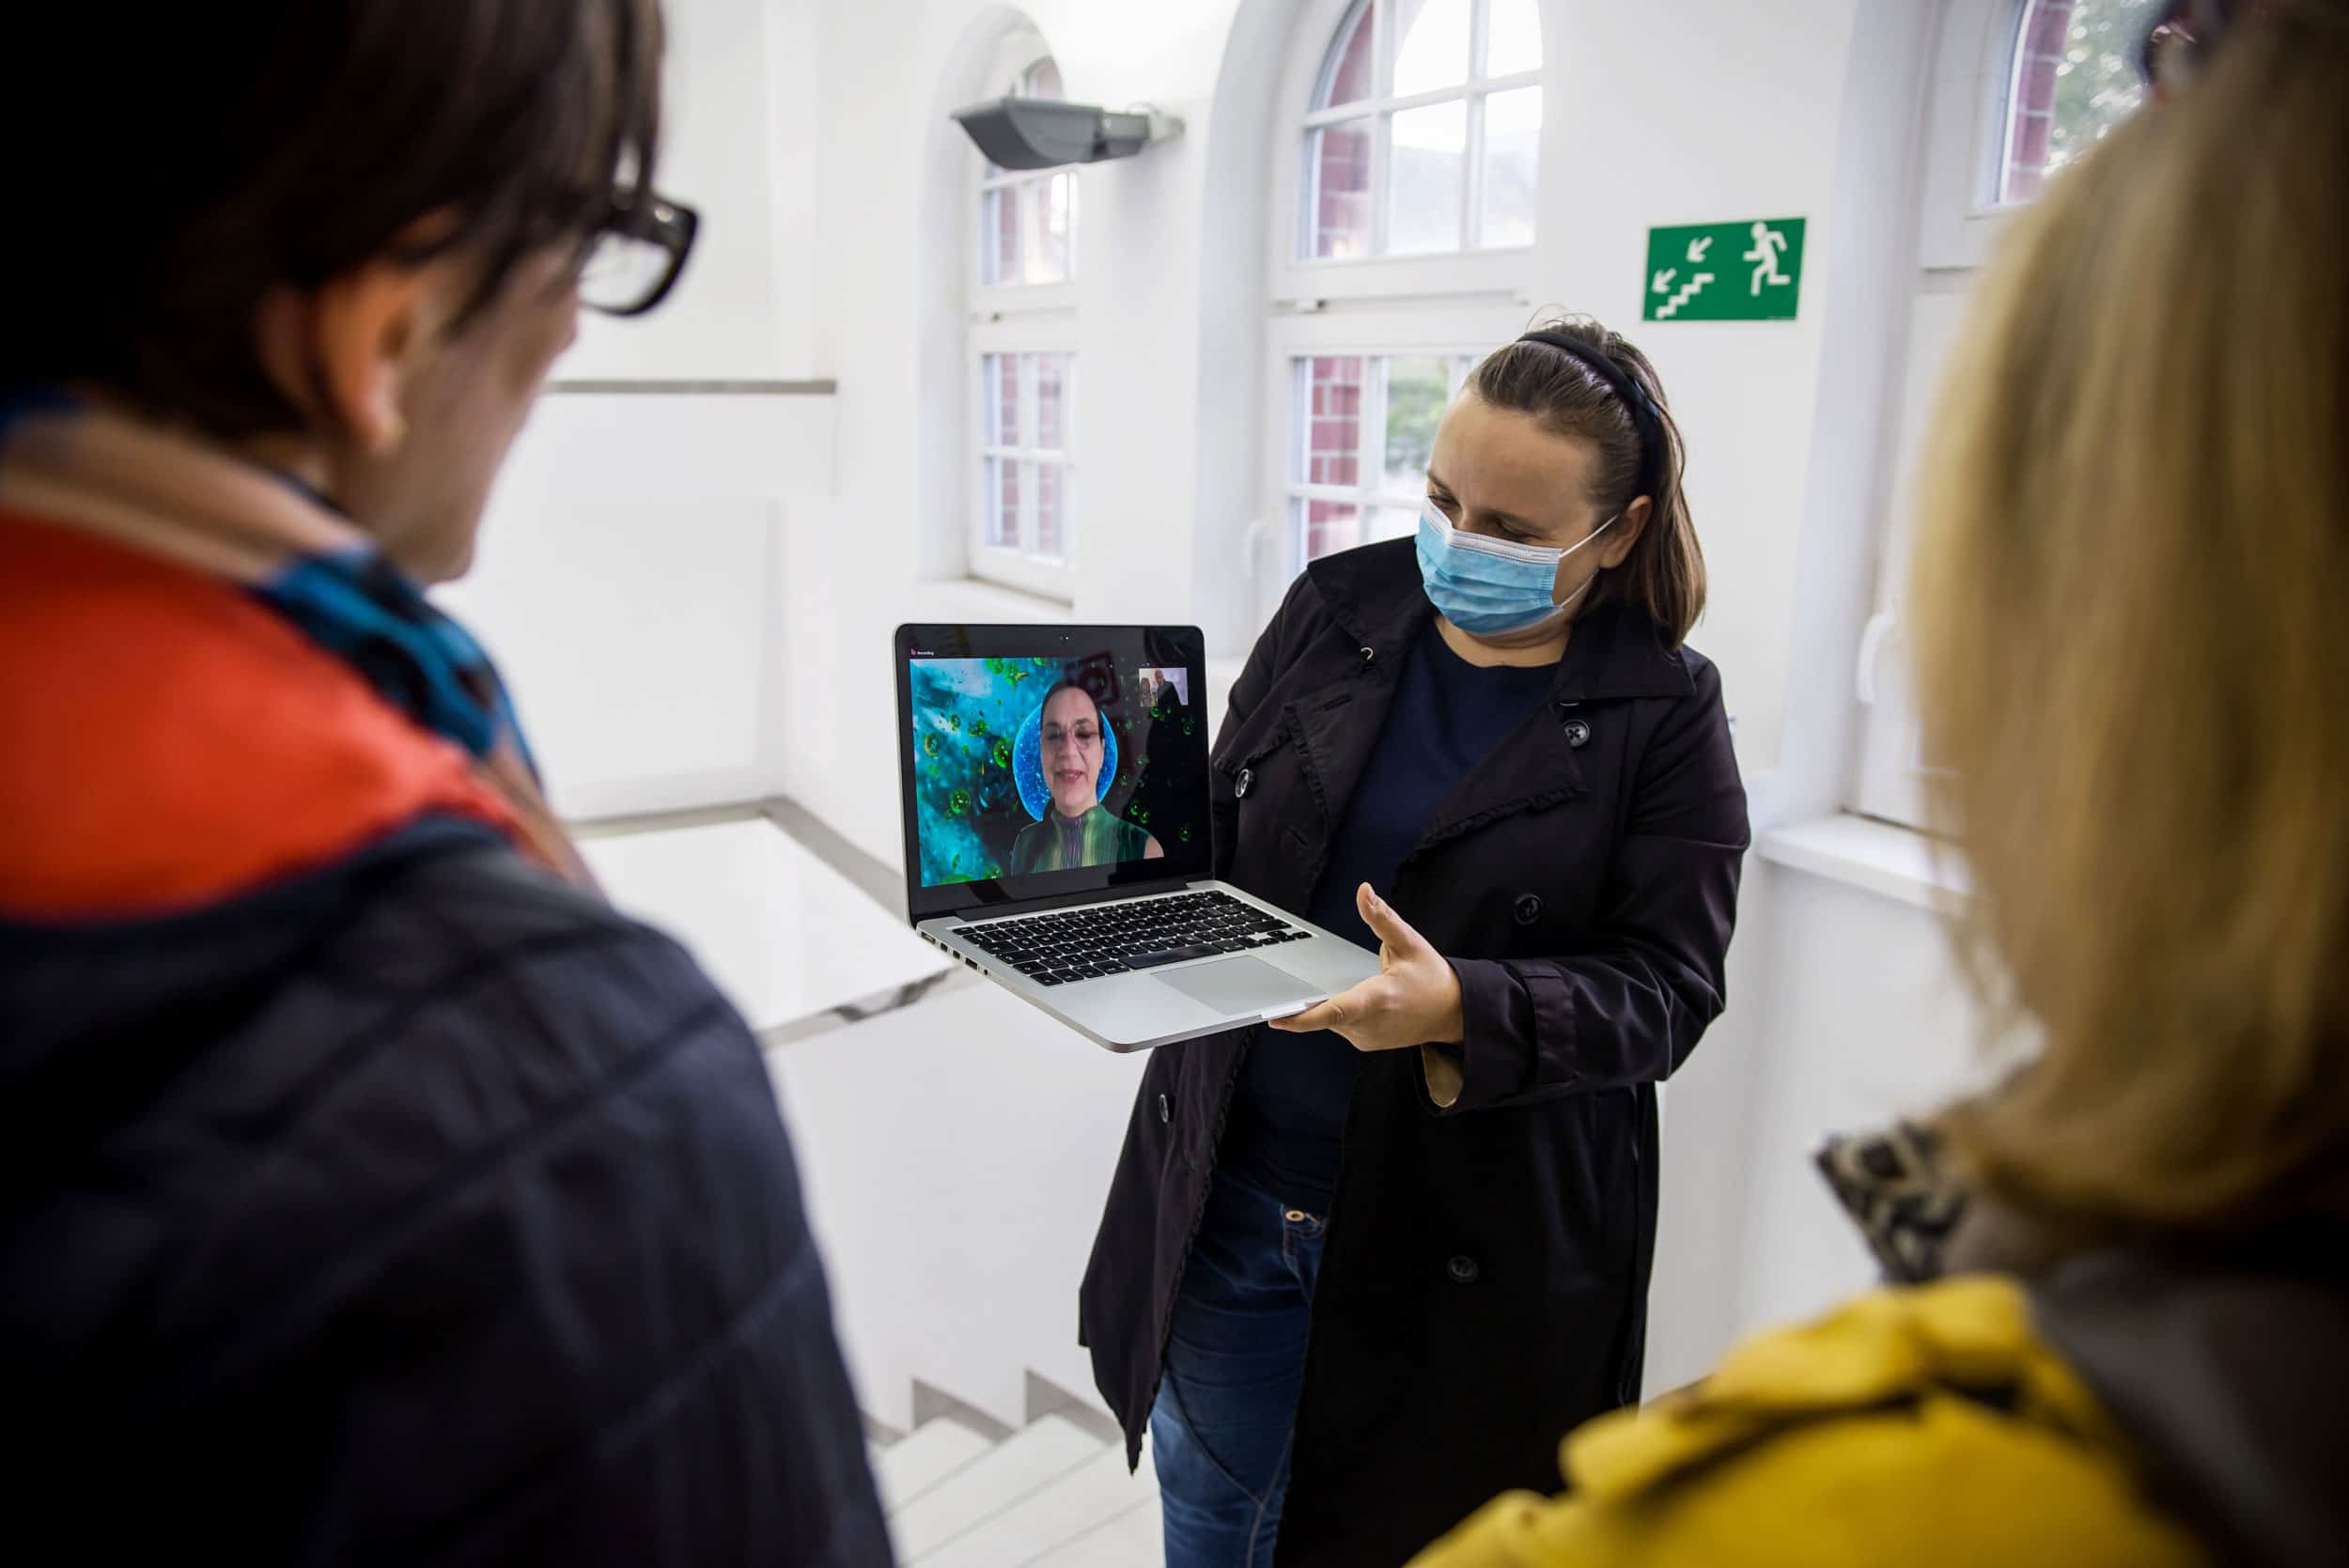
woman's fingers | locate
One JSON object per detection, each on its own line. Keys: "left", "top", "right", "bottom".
{"left": 1355, "top": 883, "right": 1428, "bottom": 956}
{"left": 1268, "top": 994, "right": 1349, "bottom": 1033}
{"left": 1267, "top": 980, "right": 1373, "bottom": 1035}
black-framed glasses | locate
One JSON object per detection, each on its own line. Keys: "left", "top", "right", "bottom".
{"left": 580, "top": 192, "right": 699, "bottom": 317}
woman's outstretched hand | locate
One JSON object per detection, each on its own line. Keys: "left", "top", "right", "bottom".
{"left": 1268, "top": 883, "right": 1466, "bottom": 1053}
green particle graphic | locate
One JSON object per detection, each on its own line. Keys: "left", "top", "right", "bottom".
{"left": 946, "top": 714, "right": 960, "bottom": 731}
{"left": 923, "top": 733, "right": 940, "bottom": 756}
{"left": 972, "top": 718, "right": 989, "bottom": 737}
{"left": 1182, "top": 717, "right": 1197, "bottom": 736}
{"left": 947, "top": 787, "right": 972, "bottom": 817}
{"left": 1180, "top": 825, "right": 1193, "bottom": 844}
{"left": 1033, "top": 658, "right": 1052, "bottom": 669}
{"left": 992, "top": 737, "right": 1012, "bottom": 768}
{"left": 1131, "top": 804, "right": 1151, "bottom": 824}
{"left": 984, "top": 863, "right": 1003, "bottom": 880}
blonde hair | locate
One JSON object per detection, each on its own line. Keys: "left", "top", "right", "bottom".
{"left": 1912, "top": 1, "right": 2349, "bottom": 1230}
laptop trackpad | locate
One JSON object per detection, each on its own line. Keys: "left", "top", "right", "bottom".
{"left": 1154, "top": 955, "right": 1318, "bottom": 1017}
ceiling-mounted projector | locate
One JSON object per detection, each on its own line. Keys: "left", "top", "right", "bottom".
{"left": 951, "top": 97, "right": 1184, "bottom": 170}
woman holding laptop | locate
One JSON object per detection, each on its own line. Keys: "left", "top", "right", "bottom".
{"left": 1080, "top": 318, "right": 1750, "bottom": 1567}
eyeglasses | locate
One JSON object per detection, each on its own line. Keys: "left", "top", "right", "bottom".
{"left": 580, "top": 192, "right": 699, "bottom": 317}
{"left": 1041, "top": 723, "right": 1103, "bottom": 750}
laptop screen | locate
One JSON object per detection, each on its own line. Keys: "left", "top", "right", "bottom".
{"left": 895, "top": 624, "right": 1211, "bottom": 922}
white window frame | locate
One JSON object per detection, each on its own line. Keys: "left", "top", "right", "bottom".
{"left": 1257, "top": 302, "right": 1527, "bottom": 627}
{"left": 1276, "top": 349, "right": 1473, "bottom": 579}
{"left": 969, "top": 322, "right": 1079, "bottom": 600}
{"left": 1255, "top": 0, "right": 1546, "bottom": 620}
{"left": 1916, "top": 0, "right": 2041, "bottom": 271}
{"left": 972, "top": 51, "right": 1079, "bottom": 308}
{"left": 1854, "top": 0, "right": 2145, "bottom": 825}
{"left": 976, "top": 165, "right": 1079, "bottom": 301}
{"left": 1268, "top": 0, "right": 1541, "bottom": 310}
{"left": 965, "top": 30, "right": 1078, "bottom": 599}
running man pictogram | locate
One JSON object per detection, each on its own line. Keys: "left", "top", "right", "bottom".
{"left": 1745, "top": 221, "right": 1792, "bottom": 296}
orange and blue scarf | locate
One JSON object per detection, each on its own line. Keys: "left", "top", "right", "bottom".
{"left": 0, "top": 394, "right": 587, "bottom": 919}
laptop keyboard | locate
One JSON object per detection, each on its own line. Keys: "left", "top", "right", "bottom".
{"left": 957, "top": 891, "right": 1314, "bottom": 986}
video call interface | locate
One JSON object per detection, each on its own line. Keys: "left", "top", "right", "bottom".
{"left": 906, "top": 642, "right": 1209, "bottom": 891}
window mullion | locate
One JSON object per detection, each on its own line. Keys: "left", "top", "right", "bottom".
{"left": 1464, "top": 94, "right": 1488, "bottom": 250}
{"left": 1288, "top": 357, "right": 1312, "bottom": 570}
{"left": 1019, "top": 353, "right": 1037, "bottom": 557}
{"left": 1463, "top": 0, "right": 1490, "bottom": 248}
{"left": 1363, "top": 357, "right": 1390, "bottom": 551}
{"left": 1370, "top": 0, "right": 1393, "bottom": 256}
{"left": 1296, "top": 66, "right": 1537, "bottom": 129}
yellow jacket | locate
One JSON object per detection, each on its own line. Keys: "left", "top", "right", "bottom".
{"left": 1410, "top": 1277, "right": 2205, "bottom": 1568}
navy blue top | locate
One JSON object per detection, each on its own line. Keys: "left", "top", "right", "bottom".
{"left": 1218, "top": 628, "right": 1557, "bottom": 1214}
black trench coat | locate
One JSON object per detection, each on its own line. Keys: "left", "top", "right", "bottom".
{"left": 1078, "top": 538, "right": 1750, "bottom": 1565}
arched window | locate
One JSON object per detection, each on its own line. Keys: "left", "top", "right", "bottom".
{"left": 979, "top": 57, "right": 1078, "bottom": 287}
{"left": 1996, "top": 0, "right": 2162, "bottom": 203}
{"left": 1854, "top": 0, "right": 2162, "bottom": 826}
{"left": 969, "top": 41, "right": 1078, "bottom": 599}
{"left": 1299, "top": 0, "right": 1543, "bottom": 261}
{"left": 1259, "top": 0, "right": 1546, "bottom": 603}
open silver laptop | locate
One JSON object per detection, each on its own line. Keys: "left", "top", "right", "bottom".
{"left": 894, "top": 623, "right": 1379, "bottom": 1052}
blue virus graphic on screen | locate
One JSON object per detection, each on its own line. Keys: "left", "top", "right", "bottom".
{"left": 1011, "top": 703, "right": 1118, "bottom": 822}
{"left": 908, "top": 650, "right": 1208, "bottom": 888}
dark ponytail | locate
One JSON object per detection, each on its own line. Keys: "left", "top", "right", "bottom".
{"left": 1470, "top": 315, "right": 1706, "bottom": 644}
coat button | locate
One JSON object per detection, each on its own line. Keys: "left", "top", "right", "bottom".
{"left": 1563, "top": 719, "right": 1591, "bottom": 749}
{"left": 1513, "top": 893, "right": 1543, "bottom": 925}
{"left": 1158, "top": 1094, "right": 1172, "bottom": 1125}
{"left": 1448, "top": 1255, "right": 1480, "bottom": 1284}
{"left": 1236, "top": 768, "right": 1254, "bottom": 800}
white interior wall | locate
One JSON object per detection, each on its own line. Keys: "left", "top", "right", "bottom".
{"left": 1644, "top": 861, "right": 1990, "bottom": 1389}
{"left": 562, "top": 0, "right": 815, "bottom": 380}
{"left": 442, "top": 390, "right": 833, "bottom": 819}
{"left": 786, "top": 0, "right": 1256, "bottom": 871}
{"left": 441, "top": 0, "right": 831, "bottom": 821}
{"left": 773, "top": 983, "right": 1152, "bottom": 1434}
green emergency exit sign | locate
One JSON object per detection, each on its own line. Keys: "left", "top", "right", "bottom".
{"left": 1642, "top": 218, "right": 1808, "bottom": 322}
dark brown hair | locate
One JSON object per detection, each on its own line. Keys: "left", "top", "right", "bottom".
{"left": 1470, "top": 316, "right": 1707, "bottom": 644}
{"left": 3, "top": 0, "right": 663, "bottom": 439}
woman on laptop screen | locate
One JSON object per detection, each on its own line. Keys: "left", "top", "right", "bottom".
{"left": 1009, "top": 681, "right": 1167, "bottom": 874}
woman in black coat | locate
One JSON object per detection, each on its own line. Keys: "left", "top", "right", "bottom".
{"left": 1079, "top": 318, "right": 1750, "bottom": 1567}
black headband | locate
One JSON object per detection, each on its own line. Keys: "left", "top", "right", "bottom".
{"left": 1515, "top": 330, "right": 1666, "bottom": 505}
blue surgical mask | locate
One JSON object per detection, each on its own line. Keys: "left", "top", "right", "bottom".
{"left": 1414, "top": 502, "right": 1617, "bottom": 636}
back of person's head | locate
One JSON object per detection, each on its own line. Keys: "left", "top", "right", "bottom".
{"left": 7, "top": 1, "right": 661, "bottom": 440}
{"left": 1911, "top": 0, "right": 2349, "bottom": 1231}
{"left": 5, "top": 4, "right": 668, "bottom": 582}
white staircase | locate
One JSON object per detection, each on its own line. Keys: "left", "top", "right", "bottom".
{"left": 870, "top": 1413, "right": 1161, "bottom": 1567}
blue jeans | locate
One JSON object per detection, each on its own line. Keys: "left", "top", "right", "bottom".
{"left": 1151, "top": 1171, "right": 1328, "bottom": 1568}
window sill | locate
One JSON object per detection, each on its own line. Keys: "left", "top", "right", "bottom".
{"left": 1757, "top": 814, "right": 1968, "bottom": 915}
